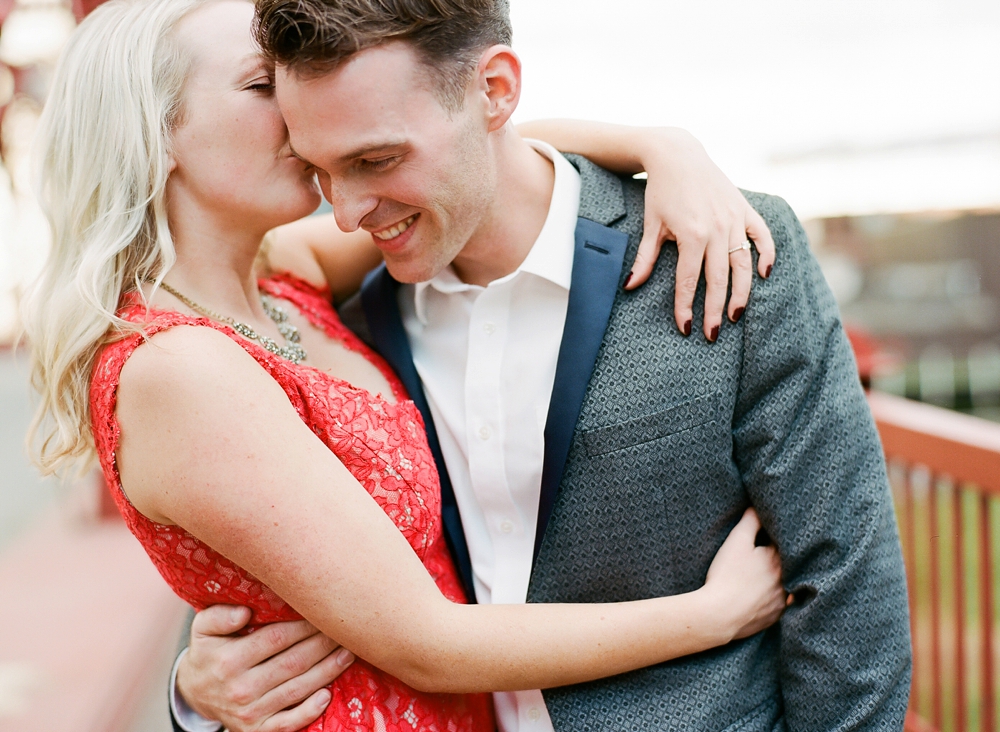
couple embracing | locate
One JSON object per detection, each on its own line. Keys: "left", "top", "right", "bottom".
{"left": 26, "top": 0, "right": 911, "bottom": 730}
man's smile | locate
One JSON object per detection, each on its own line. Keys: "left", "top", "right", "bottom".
{"left": 371, "top": 214, "right": 418, "bottom": 242}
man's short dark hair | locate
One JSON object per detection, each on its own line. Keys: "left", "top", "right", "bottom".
{"left": 253, "top": 0, "right": 512, "bottom": 109}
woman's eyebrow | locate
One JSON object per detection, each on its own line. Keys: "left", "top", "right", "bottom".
{"left": 288, "top": 144, "right": 315, "bottom": 167}
{"left": 235, "top": 54, "right": 270, "bottom": 82}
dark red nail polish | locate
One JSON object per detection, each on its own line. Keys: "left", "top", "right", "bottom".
{"left": 765, "top": 264, "right": 773, "bottom": 279}
{"left": 682, "top": 320, "right": 692, "bottom": 337}
{"left": 623, "top": 272, "right": 633, "bottom": 289}
{"left": 732, "top": 307, "right": 745, "bottom": 323}
{"left": 709, "top": 325, "right": 720, "bottom": 343}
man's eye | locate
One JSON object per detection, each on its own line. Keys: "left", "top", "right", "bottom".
{"left": 360, "top": 157, "right": 398, "bottom": 172}
{"left": 248, "top": 80, "right": 275, "bottom": 92}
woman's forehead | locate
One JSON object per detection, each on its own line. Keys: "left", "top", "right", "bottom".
{"left": 175, "top": 0, "right": 257, "bottom": 72}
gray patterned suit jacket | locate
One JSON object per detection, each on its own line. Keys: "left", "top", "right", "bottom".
{"left": 344, "top": 155, "right": 912, "bottom": 732}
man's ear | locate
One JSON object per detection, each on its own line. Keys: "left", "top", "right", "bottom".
{"left": 478, "top": 45, "right": 521, "bottom": 133}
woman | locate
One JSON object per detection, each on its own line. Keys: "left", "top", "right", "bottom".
{"left": 25, "top": 1, "right": 785, "bottom": 730}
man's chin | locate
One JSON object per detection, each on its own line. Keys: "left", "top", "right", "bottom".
{"left": 382, "top": 255, "right": 448, "bottom": 285}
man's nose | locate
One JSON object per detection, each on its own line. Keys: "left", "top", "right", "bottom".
{"left": 326, "top": 177, "right": 379, "bottom": 233}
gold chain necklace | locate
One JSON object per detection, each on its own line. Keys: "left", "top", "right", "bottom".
{"left": 159, "top": 282, "right": 308, "bottom": 364}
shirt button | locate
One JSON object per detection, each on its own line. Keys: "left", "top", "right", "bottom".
{"left": 478, "top": 425, "right": 491, "bottom": 440}
{"left": 483, "top": 322, "right": 496, "bottom": 334}
{"left": 528, "top": 708, "right": 541, "bottom": 721}
{"left": 500, "top": 519, "right": 515, "bottom": 534}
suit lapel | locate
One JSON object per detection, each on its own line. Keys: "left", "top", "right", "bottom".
{"left": 534, "top": 217, "right": 629, "bottom": 560}
{"left": 360, "top": 266, "right": 477, "bottom": 602}
{"left": 360, "top": 156, "right": 631, "bottom": 582}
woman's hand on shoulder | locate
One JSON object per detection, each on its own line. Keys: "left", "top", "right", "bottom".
{"left": 700, "top": 508, "right": 787, "bottom": 642}
{"left": 627, "top": 128, "right": 776, "bottom": 341}
{"left": 515, "top": 120, "right": 776, "bottom": 341}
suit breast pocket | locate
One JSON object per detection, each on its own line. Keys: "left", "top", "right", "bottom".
{"left": 582, "top": 393, "right": 724, "bottom": 457}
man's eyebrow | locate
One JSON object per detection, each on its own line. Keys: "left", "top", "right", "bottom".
{"left": 339, "top": 139, "right": 408, "bottom": 162}
{"left": 287, "top": 139, "right": 408, "bottom": 168}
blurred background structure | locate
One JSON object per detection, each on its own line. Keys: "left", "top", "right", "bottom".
{"left": 1, "top": 1, "right": 999, "bottom": 731}
{"left": 509, "top": 0, "right": 1000, "bottom": 423}
{"left": 0, "top": 2, "right": 189, "bottom": 731}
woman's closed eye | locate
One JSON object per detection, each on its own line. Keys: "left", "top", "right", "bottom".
{"left": 246, "top": 77, "right": 275, "bottom": 93}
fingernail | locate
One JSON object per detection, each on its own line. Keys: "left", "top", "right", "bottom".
{"left": 317, "top": 689, "right": 332, "bottom": 708}
{"left": 731, "top": 307, "right": 745, "bottom": 323}
{"left": 764, "top": 264, "right": 773, "bottom": 279}
{"left": 623, "top": 272, "right": 633, "bottom": 289}
{"left": 231, "top": 607, "right": 245, "bottom": 624}
{"left": 708, "top": 325, "right": 720, "bottom": 343}
{"left": 682, "top": 320, "right": 692, "bottom": 337}
{"left": 336, "top": 648, "right": 355, "bottom": 666}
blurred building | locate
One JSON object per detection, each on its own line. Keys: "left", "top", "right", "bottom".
{"left": 0, "top": 0, "right": 78, "bottom": 346}
{"left": 807, "top": 210, "right": 1000, "bottom": 420}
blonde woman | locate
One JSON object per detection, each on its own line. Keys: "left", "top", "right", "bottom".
{"left": 25, "top": 1, "right": 785, "bottom": 730}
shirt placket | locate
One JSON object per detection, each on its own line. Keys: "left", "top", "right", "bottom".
{"left": 464, "top": 280, "right": 525, "bottom": 605}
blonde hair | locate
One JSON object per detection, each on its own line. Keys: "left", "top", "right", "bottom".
{"left": 23, "top": 0, "right": 207, "bottom": 476}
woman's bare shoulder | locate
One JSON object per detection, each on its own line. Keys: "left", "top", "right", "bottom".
{"left": 115, "top": 324, "right": 298, "bottom": 519}
{"left": 118, "top": 324, "right": 267, "bottom": 404}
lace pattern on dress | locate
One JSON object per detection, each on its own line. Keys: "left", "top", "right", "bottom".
{"left": 90, "top": 275, "right": 493, "bottom": 732}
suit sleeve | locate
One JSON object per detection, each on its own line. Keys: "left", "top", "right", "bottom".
{"left": 732, "top": 193, "right": 911, "bottom": 731}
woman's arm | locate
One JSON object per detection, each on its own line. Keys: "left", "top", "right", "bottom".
{"left": 266, "top": 124, "right": 774, "bottom": 342}
{"left": 117, "top": 328, "right": 783, "bottom": 694}
{"left": 262, "top": 215, "right": 381, "bottom": 304}
{"left": 517, "top": 120, "right": 776, "bottom": 341}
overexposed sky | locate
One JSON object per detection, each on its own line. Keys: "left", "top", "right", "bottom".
{"left": 509, "top": 0, "right": 1000, "bottom": 218}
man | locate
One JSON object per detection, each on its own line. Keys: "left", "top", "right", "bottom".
{"left": 172, "top": 1, "right": 911, "bottom": 730}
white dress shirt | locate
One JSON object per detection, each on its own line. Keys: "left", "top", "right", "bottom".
{"left": 400, "top": 140, "right": 581, "bottom": 732}
{"left": 174, "top": 140, "right": 580, "bottom": 732}
{"left": 171, "top": 649, "right": 223, "bottom": 732}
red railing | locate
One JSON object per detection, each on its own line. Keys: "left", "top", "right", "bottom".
{"left": 869, "top": 391, "right": 1000, "bottom": 732}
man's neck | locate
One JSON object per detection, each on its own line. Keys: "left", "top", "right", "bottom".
{"left": 450, "top": 128, "right": 556, "bottom": 287}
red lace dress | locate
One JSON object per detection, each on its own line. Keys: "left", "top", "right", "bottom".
{"left": 90, "top": 275, "right": 495, "bottom": 732}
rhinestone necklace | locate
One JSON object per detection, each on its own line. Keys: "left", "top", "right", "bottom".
{"left": 159, "top": 282, "right": 308, "bottom": 364}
